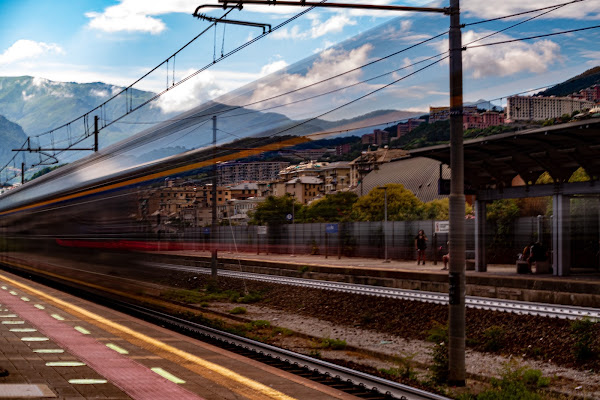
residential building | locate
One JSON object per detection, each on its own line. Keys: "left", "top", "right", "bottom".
{"left": 429, "top": 105, "right": 477, "bottom": 123}
{"left": 229, "top": 182, "right": 259, "bottom": 200}
{"left": 279, "top": 161, "right": 327, "bottom": 181}
{"left": 335, "top": 143, "right": 352, "bottom": 156}
{"left": 361, "top": 129, "right": 389, "bottom": 146}
{"left": 318, "top": 161, "right": 351, "bottom": 193}
{"left": 272, "top": 176, "right": 324, "bottom": 204}
{"left": 396, "top": 118, "right": 426, "bottom": 138}
{"left": 463, "top": 111, "right": 505, "bottom": 130}
{"left": 507, "top": 95, "right": 595, "bottom": 121}
{"left": 349, "top": 148, "right": 409, "bottom": 191}
{"left": 217, "top": 161, "right": 289, "bottom": 185}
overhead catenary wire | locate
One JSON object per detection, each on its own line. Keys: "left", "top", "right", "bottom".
{"left": 0, "top": 1, "right": 592, "bottom": 183}
{"left": 464, "top": 0, "right": 586, "bottom": 26}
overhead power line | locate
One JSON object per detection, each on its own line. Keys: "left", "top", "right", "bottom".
{"left": 464, "top": 0, "right": 586, "bottom": 26}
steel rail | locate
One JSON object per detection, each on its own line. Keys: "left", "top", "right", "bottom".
{"left": 120, "top": 301, "right": 449, "bottom": 400}
{"left": 0, "top": 259, "right": 446, "bottom": 400}
{"left": 142, "top": 261, "right": 600, "bottom": 320}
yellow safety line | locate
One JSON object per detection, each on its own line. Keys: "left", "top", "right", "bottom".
{"left": 0, "top": 136, "right": 308, "bottom": 216}
{"left": 0, "top": 272, "right": 297, "bottom": 400}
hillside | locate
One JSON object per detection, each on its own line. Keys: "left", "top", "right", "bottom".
{"left": 537, "top": 66, "right": 600, "bottom": 97}
{"left": 0, "top": 76, "right": 165, "bottom": 143}
{"left": 0, "top": 116, "right": 34, "bottom": 171}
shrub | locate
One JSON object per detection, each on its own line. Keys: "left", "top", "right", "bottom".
{"left": 427, "top": 322, "right": 449, "bottom": 384}
{"left": 476, "top": 363, "right": 549, "bottom": 400}
{"left": 250, "top": 320, "right": 271, "bottom": 329}
{"left": 229, "top": 307, "right": 247, "bottom": 315}
{"left": 483, "top": 326, "right": 506, "bottom": 352}
{"left": 320, "top": 338, "right": 347, "bottom": 350}
{"left": 571, "top": 318, "right": 597, "bottom": 362}
{"left": 238, "top": 292, "right": 264, "bottom": 304}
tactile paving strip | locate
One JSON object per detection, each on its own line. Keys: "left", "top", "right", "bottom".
{"left": 0, "top": 286, "right": 204, "bottom": 400}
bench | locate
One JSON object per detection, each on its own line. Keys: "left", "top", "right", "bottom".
{"left": 516, "top": 260, "right": 530, "bottom": 274}
{"left": 533, "top": 260, "right": 551, "bottom": 274}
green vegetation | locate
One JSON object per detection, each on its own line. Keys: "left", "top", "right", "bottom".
{"left": 459, "top": 363, "right": 550, "bottom": 400}
{"left": 482, "top": 326, "right": 506, "bottom": 352}
{"left": 319, "top": 337, "right": 347, "bottom": 350}
{"left": 427, "top": 322, "right": 449, "bottom": 384}
{"left": 380, "top": 353, "right": 417, "bottom": 381}
{"left": 229, "top": 306, "right": 247, "bottom": 315}
{"left": 301, "top": 192, "right": 358, "bottom": 222}
{"left": 161, "top": 285, "right": 265, "bottom": 305}
{"left": 537, "top": 65, "right": 600, "bottom": 98}
{"left": 571, "top": 318, "right": 598, "bottom": 362}
{"left": 29, "top": 164, "right": 65, "bottom": 180}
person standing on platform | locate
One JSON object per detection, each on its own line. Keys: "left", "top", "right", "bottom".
{"left": 415, "top": 229, "right": 428, "bottom": 265}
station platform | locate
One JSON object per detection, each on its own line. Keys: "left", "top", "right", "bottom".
{"left": 0, "top": 269, "right": 355, "bottom": 400}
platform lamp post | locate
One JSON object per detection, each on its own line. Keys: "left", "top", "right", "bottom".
{"left": 198, "top": 0, "right": 464, "bottom": 385}
{"left": 377, "top": 186, "right": 390, "bottom": 263}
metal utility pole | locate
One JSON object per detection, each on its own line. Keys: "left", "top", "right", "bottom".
{"left": 448, "top": 0, "right": 465, "bottom": 387}
{"left": 201, "top": 0, "right": 464, "bottom": 385}
{"left": 378, "top": 186, "right": 390, "bottom": 263}
{"left": 21, "top": 162, "right": 25, "bottom": 185}
{"left": 94, "top": 116, "right": 99, "bottom": 152}
{"left": 211, "top": 115, "right": 218, "bottom": 280}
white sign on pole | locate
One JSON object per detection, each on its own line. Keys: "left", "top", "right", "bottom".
{"left": 435, "top": 220, "right": 449, "bottom": 233}
{"left": 257, "top": 226, "right": 268, "bottom": 235}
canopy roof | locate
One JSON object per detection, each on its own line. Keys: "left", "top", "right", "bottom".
{"left": 409, "top": 119, "right": 600, "bottom": 190}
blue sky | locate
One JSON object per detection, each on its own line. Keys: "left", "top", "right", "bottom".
{"left": 0, "top": 0, "right": 599, "bottom": 118}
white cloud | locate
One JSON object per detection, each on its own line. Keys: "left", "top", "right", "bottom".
{"left": 85, "top": 0, "right": 200, "bottom": 34}
{"left": 86, "top": 11, "right": 166, "bottom": 34}
{"left": 310, "top": 14, "right": 357, "bottom": 38}
{"left": 272, "top": 13, "right": 357, "bottom": 40}
{"left": 436, "top": 30, "right": 561, "bottom": 79}
{"left": 462, "top": 0, "right": 600, "bottom": 20}
{"left": 260, "top": 60, "right": 289, "bottom": 76}
{"left": 246, "top": 44, "right": 373, "bottom": 113}
{"left": 84, "top": 0, "right": 309, "bottom": 35}
{"left": 0, "top": 40, "right": 64, "bottom": 65}
{"left": 153, "top": 68, "right": 262, "bottom": 113}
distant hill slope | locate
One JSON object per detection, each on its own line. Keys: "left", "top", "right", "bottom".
{"left": 537, "top": 66, "right": 600, "bottom": 97}
{"left": 0, "top": 115, "right": 33, "bottom": 170}
{"left": 0, "top": 76, "right": 164, "bottom": 143}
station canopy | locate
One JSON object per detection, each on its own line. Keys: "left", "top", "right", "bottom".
{"left": 408, "top": 119, "right": 600, "bottom": 191}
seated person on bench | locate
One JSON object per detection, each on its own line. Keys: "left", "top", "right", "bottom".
{"left": 527, "top": 241, "right": 547, "bottom": 269}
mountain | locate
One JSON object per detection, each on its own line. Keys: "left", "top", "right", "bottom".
{"left": 0, "top": 76, "right": 166, "bottom": 144}
{"left": 537, "top": 66, "right": 600, "bottom": 97}
{"left": 0, "top": 115, "right": 33, "bottom": 173}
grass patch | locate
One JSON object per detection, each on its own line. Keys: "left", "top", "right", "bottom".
{"left": 571, "top": 317, "right": 598, "bottom": 362}
{"left": 320, "top": 338, "right": 347, "bottom": 350}
{"left": 229, "top": 306, "right": 247, "bottom": 315}
{"left": 461, "top": 362, "right": 550, "bottom": 400}
{"left": 426, "top": 321, "right": 449, "bottom": 384}
{"left": 161, "top": 289, "right": 205, "bottom": 304}
{"left": 483, "top": 326, "right": 506, "bottom": 352}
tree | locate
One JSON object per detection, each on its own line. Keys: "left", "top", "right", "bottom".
{"left": 249, "top": 195, "right": 303, "bottom": 226}
{"left": 421, "top": 198, "right": 450, "bottom": 220}
{"left": 302, "top": 192, "right": 358, "bottom": 222}
{"left": 351, "top": 184, "right": 423, "bottom": 221}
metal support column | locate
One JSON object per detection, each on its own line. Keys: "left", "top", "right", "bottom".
{"left": 448, "top": 0, "right": 465, "bottom": 386}
{"left": 211, "top": 115, "right": 218, "bottom": 280}
{"left": 552, "top": 192, "right": 571, "bottom": 276}
{"left": 474, "top": 200, "right": 487, "bottom": 272}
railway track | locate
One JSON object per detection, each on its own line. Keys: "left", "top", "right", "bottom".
{"left": 0, "top": 259, "right": 448, "bottom": 400}
{"left": 142, "top": 261, "right": 600, "bottom": 320}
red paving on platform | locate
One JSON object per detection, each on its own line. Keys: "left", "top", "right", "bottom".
{"left": 0, "top": 287, "right": 204, "bottom": 400}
